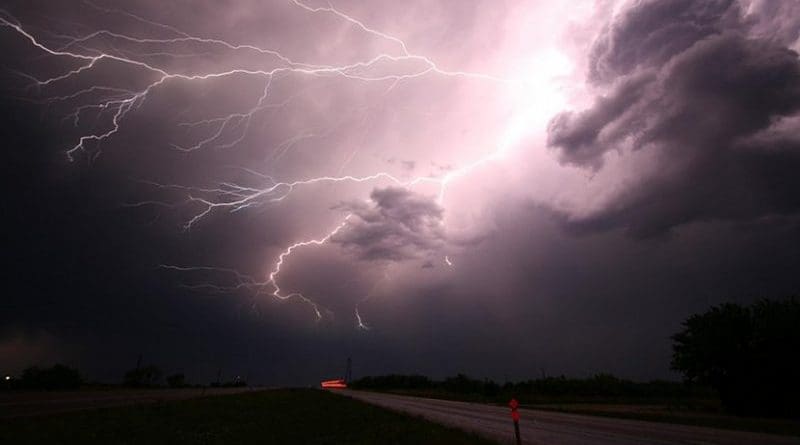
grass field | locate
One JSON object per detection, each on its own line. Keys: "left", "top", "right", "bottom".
{"left": 0, "top": 389, "right": 496, "bottom": 445}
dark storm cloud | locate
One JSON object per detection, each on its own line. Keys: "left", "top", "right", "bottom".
{"left": 588, "top": 0, "right": 739, "bottom": 84}
{"left": 332, "top": 187, "right": 445, "bottom": 261}
{"left": 548, "top": 0, "right": 800, "bottom": 236}
{"left": 744, "top": 0, "right": 800, "bottom": 45}
{"left": 546, "top": 71, "right": 653, "bottom": 169}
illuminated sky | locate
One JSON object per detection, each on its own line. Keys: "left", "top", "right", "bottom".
{"left": 2, "top": 0, "right": 799, "bottom": 385}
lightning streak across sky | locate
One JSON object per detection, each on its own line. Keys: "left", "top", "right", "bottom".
{"left": 0, "top": 0, "right": 540, "bottom": 326}
{"left": 6, "top": 0, "right": 800, "bottom": 387}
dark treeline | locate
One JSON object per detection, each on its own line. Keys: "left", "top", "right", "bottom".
{"left": 354, "top": 298, "right": 799, "bottom": 419}
{"left": 5, "top": 364, "right": 84, "bottom": 390}
{"left": 3, "top": 363, "right": 246, "bottom": 390}
{"left": 351, "top": 373, "right": 710, "bottom": 403}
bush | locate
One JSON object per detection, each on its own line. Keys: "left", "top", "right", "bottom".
{"left": 672, "top": 298, "right": 800, "bottom": 417}
{"left": 166, "top": 373, "right": 186, "bottom": 388}
{"left": 124, "top": 365, "right": 162, "bottom": 387}
{"left": 19, "top": 364, "right": 83, "bottom": 390}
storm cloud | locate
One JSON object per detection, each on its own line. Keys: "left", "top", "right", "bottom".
{"left": 1, "top": 0, "right": 798, "bottom": 386}
{"left": 333, "top": 187, "right": 445, "bottom": 261}
{"left": 548, "top": 0, "right": 800, "bottom": 235}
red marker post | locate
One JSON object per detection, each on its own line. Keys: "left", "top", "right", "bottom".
{"left": 509, "top": 398, "right": 522, "bottom": 445}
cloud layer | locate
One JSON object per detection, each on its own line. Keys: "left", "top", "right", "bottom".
{"left": 333, "top": 187, "right": 445, "bottom": 261}
{"left": 548, "top": 0, "right": 800, "bottom": 235}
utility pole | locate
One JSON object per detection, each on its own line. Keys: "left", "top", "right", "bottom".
{"left": 344, "top": 357, "right": 352, "bottom": 383}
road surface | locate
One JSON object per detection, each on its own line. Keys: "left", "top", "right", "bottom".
{"left": 0, "top": 387, "right": 256, "bottom": 419}
{"left": 339, "top": 390, "right": 800, "bottom": 445}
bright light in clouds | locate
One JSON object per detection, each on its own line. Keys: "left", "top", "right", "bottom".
{"left": 500, "top": 48, "right": 573, "bottom": 153}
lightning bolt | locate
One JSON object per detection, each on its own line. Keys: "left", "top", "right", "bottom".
{"left": 266, "top": 217, "right": 351, "bottom": 320}
{"left": 354, "top": 305, "right": 370, "bottom": 331}
{"left": 1, "top": 0, "right": 528, "bottom": 325}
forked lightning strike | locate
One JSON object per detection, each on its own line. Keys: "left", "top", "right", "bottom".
{"left": 0, "top": 0, "right": 525, "bottom": 326}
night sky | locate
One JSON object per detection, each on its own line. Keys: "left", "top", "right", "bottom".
{"left": 2, "top": 0, "right": 799, "bottom": 386}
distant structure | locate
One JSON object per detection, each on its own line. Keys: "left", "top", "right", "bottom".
{"left": 320, "top": 357, "right": 352, "bottom": 389}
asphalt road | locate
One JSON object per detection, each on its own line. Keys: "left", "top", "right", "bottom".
{"left": 339, "top": 390, "right": 800, "bottom": 445}
{"left": 0, "top": 387, "right": 256, "bottom": 419}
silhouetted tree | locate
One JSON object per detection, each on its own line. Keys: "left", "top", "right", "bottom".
{"left": 672, "top": 298, "right": 800, "bottom": 417}
{"left": 221, "top": 376, "right": 247, "bottom": 387}
{"left": 166, "top": 373, "right": 186, "bottom": 388}
{"left": 124, "top": 365, "right": 162, "bottom": 387}
{"left": 19, "top": 364, "right": 83, "bottom": 390}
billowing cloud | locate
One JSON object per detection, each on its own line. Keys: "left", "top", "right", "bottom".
{"left": 332, "top": 187, "right": 445, "bottom": 261}
{"left": 588, "top": 0, "right": 739, "bottom": 84}
{"left": 744, "top": 0, "right": 800, "bottom": 47}
{"left": 547, "top": 0, "right": 800, "bottom": 235}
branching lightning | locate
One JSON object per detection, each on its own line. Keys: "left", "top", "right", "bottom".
{"left": 1, "top": 0, "right": 530, "bottom": 327}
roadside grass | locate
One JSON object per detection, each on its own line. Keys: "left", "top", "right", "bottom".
{"left": 0, "top": 388, "right": 497, "bottom": 445}
{"left": 354, "top": 389, "right": 800, "bottom": 437}
{"left": 530, "top": 404, "right": 800, "bottom": 437}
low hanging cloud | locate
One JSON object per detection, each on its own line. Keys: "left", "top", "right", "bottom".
{"left": 547, "top": 0, "right": 800, "bottom": 236}
{"left": 332, "top": 187, "right": 446, "bottom": 261}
